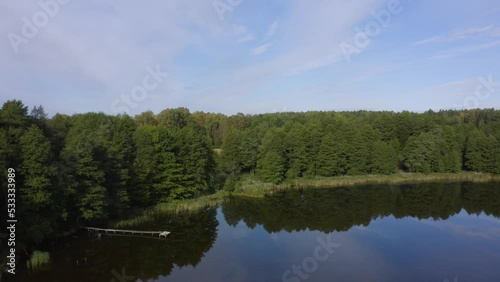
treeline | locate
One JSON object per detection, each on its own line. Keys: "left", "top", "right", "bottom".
{"left": 1, "top": 100, "right": 500, "bottom": 244}
{"left": 217, "top": 109, "right": 500, "bottom": 186}
{"left": 0, "top": 101, "right": 216, "bottom": 244}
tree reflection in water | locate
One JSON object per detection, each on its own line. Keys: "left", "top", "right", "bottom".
{"left": 12, "top": 207, "right": 218, "bottom": 282}
{"left": 222, "top": 182, "right": 500, "bottom": 233}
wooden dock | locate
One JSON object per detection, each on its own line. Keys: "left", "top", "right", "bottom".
{"left": 85, "top": 227, "right": 170, "bottom": 238}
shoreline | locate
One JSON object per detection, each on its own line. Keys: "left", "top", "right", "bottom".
{"left": 113, "top": 172, "right": 500, "bottom": 228}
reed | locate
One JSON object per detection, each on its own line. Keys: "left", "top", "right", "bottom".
{"left": 26, "top": 251, "right": 50, "bottom": 270}
{"left": 270, "top": 172, "right": 499, "bottom": 194}
{"left": 114, "top": 192, "right": 228, "bottom": 228}
{"left": 228, "top": 172, "right": 500, "bottom": 197}
{"left": 113, "top": 172, "right": 500, "bottom": 228}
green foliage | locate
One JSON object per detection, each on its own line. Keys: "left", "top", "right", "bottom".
{"left": 131, "top": 125, "right": 159, "bottom": 205}
{"left": 26, "top": 251, "right": 50, "bottom": 270}
{"left": 466, "top": 130, "right": 500, "bottom": 174}
{"left": 403, "top": 127, "right": 463, "bottom": 174}
{"left": 223, "top": 174, "right": 238, "bottom": 192}
{"left": 19, "top": 125, "right": 57, "bottom": 243}
{"left": 134, "top": 110, "right": 158, "bottom": 126}
{"left": 157, "top": 107, "right": 191, "bottom": 132}
{"left": 220, "top": 129, "right": 243, "bottom": 175}
{"left": 2, "top": 99, "right": 500, "bottom": 247}
{"left": 371, "top": 140, "right": 398, "bottom": 174}
{"left": 258, "top": 150, "right": 286, "bottom": 184}
{"left": 257, "top": 129, "right": 287, "bottom": 184}
{"left": 316, "top": 132, "right": 348, "bottom": 176}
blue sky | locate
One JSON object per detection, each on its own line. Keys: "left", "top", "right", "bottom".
{"left": 1, "top": 0, "right": 500, "bottom": 116}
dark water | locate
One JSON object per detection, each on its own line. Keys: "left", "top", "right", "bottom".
{"left": 6, "top": 182, "right": 500, "bottom": 282}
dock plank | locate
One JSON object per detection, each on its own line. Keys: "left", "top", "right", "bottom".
{"left": 85, "top": 227, "right": 170, "bottom": 237}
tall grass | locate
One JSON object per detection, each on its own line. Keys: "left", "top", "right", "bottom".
{"left": 230, "top": 172, "right": 500, "bottom": 197}
{"left": 26, "top": 251, "right": 50, "bottom": 270}
{"left": 113, "top": 172, "right": 500, "bottom": 228}
{"left": 114, "top": 192, "right": 227, "bottom": 228}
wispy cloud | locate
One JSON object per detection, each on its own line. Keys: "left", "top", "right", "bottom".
{"left": 265, "top": 19, "right": 279, "bottom": 40}
{"left": 233, "top": 24, "right": 255, "bottom": 43}
{"left": 415, "top": 25, "right": 500, "bottom": 45}
{"left": 430, "top": 40, "right": 500, "bottom": 59}
{"left": 2, "top": 0, "right": 500, "bottom": 115}
{"left": 252, "top": 43, "right": 273, "bottom": 55}
{"left": 237, "top": 34, "right": 255, "bottom": 43}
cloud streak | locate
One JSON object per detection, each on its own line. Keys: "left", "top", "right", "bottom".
{"left": 415, "top": 25, "right": 500, "bottom": 45}
{"left": 265, "top": 19, "right": 279, "bottom": 39}
{"left": 1, "top": 0, "right": 500, "bottom": 115}
{"left": 430, "top": 40, "right": 500, "bottom": 59}
{"left": 252, "top": 43, "right": 273, "bottom": 55}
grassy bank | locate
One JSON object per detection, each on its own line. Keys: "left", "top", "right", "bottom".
{"left": 237, "top": 171, "right": 500, "bottom": 196}
{"left": 113, "top": 172, "right": 499, "bottom": 227}
{"left": 113, "top": 193, "right": 227, "bottom": 228}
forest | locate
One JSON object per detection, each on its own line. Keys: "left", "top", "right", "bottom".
{"left": 1, "top": 99, "right": 500, "bottom": 245}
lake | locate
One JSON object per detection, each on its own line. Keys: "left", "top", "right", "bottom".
{"left": 7, "top": 182, "right": 500, "bottom": 282}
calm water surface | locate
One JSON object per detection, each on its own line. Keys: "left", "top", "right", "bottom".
{"left": 8, "top": 182, "right": 500, "bottom": 282}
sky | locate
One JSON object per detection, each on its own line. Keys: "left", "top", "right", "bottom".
{"left": 1, "top": 0, "right": 500, "bottom": 116}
